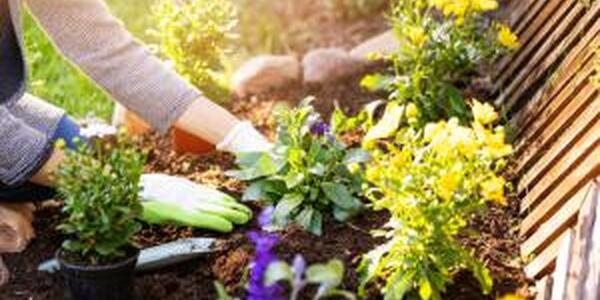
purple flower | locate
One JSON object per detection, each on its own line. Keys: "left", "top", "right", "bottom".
{"left": 310, "top": 121, "right": 331, "bottom": 136}
{"left": 292, "top": 255, "right": 306, "bottom": 284}
{"left": 258, "top": 206, "right": 275, "bottom": 229}
{"left": 247, "top": 231, "right": 284, "bottom": 300}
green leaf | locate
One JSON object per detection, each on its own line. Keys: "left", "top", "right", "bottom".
{"left": 310, "top": 210, "right": 323, "bottom": 236}
{"left": 364, "top": 102, "right": 405, "bottom": 142}
{"left": 306, "top": 259, "right": 344, "bottom": 286}
{"left": 226, "top": 152, "right": 285, "bottom": 181}
{"left": 265, "top": 261, "right": 293, "bottom": 286}
{"left": 213, "top": 281, "right": 233, "bottom": 300}
{"left": 295, "top": 206, "right": 315, "bottom": 231}
{"left": 273, "top": 194, "right": 304, "bottom": 225}
{"left": 242, "top": 180, "right": 286, "bottom": 202}
{"left": 384, "top": 271, "right": 413, "bottom": 300}
{"left": 360, "top": 73, "right": 395, "bottom": 92}
{"left": 343, "top": 149, "right": 371, "bottom": 164}
{"left": 283, "top": 172, "right": 305, "bottom": 189}
{"left": 322, "top": 182, "right": 362, "bottom": 211}
{"left": 471, "top": 260, "right": 493, "bottom": 295}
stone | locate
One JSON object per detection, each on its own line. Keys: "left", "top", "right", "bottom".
{"left": 232, "top": 55, "right": 301, "bottom": 97}
{"left": 350, "top": 30, "right": 400, "bottom": 60}
{"left": 302, "top": 48, "right": 368, "bottom": 85}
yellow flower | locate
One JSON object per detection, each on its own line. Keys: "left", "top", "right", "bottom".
{"left": 406, "top": 102, "right": 419, "bottom": 119}
{"left": 481, "top": 176, "right": 506, "bottom": 205}
{"left": 497, "top": 24, "right": 520, "bottom": 50}
{"left": 471, "top": 99, "right": 498, "bottom": 125}
{"left": 406, "top": 25, "right": 428, "bottom": 47}
{"left": 437, "top": 172, "right": 461, "bottom": 201}
{"left": 451, "top": 126, "right": 478, "bottom": 157}
{"left": 486, "top": 128, "right": 513, "bottom": 158}
{"left": 424, "top": 121, "right": 446, "bottom": 142}
{"left": 473, "top": 0, "right": 498, "bottom": 11}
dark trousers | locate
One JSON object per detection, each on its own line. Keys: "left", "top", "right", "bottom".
{"left": 0, "top": 116, "right": 83, "bottom": 202}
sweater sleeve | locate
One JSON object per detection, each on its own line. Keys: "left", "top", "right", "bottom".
{"left": 0, "top": 104, "right": 57, "bottom": 185}
{"left": 25, "top": 0, "right": 202, "bottom": 133}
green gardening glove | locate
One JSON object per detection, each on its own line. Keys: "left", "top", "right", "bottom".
{"left": 139, "top": 174, "right": 253, "bottom": 233}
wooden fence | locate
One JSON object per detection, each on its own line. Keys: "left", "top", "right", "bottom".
{"left": 498, "top": 0, "right": 600, "bottom": 298}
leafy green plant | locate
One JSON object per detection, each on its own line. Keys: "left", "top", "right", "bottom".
{"left": 227, "top": 99, "right": 370, "bottom": 235}
{"left": 55, "top": 133, "right": 146, "bottom": 264}
{"left": 265, "top": 256, "right": 356, "bottom": 300}
{"left": 361, "top": 0, "right": 519, "bottom": 124}
{"left": 323, "top": 0, "right": 388, "bottom": 20}
{"left": 151, "top": 0, "right": 237, "bottom": 102}
{"left": 358, "top": 100, "right": 512, "bottom": 299}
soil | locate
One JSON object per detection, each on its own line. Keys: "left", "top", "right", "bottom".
{"left": 0, "top": 2, "right": 533, "bottom": 299}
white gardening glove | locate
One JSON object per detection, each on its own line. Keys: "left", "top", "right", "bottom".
{"left": 139, "top": 174, "right": 253, "bottom": 233}
{"left": 216, "top": 121, "right": 272, "bottom": 153}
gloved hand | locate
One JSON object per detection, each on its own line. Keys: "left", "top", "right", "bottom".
{"left": 216, "top": 121, "right": 273, "bottom": 153}
{"left": 139, "top": 174, "right": 253, "bottom": 233}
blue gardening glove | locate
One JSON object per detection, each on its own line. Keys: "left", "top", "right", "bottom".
{"left": 139, "top": 174, "right": 253, "bottom": 233}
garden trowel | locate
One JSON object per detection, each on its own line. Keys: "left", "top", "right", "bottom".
{"left": 38, "top": 237, "right": 220, "bottom": 274}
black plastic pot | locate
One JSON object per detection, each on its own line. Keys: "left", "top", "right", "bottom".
{"left": 57, "top": 248, "right": 140, "bottom": 300}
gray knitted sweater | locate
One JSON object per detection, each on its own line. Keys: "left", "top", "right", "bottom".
{"left": 1, "top": 0, "right": 201, "bottom": 185}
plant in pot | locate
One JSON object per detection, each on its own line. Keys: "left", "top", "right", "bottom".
{"left": 54, "top": 133, "right": 146, "bottom": 300}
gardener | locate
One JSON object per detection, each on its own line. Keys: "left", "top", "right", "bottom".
{"left": 0, "top": 0, "right": 270, "bottom": 247}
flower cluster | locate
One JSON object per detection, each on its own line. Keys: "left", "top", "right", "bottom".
{"left": 359, "top": 101, "right": 511, "bottom": 299}
{"left": 361, "top": 0, "right": 519, "bottom": 124}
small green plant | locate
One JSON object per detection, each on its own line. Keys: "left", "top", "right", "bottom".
{"left": 323, "top": 0, "right": 388, "bottom": 19}
{"left": 361, "top": 0, "right": 519, "bottom": 124}
{"left": 56, "top": 133, "right": 146, "bottom": 264}
{"left": 151, "top": 0, "right": 237, "bottom": 102}
{"left": 227, "top": 99, "right": 370, "bottom": 235}
{"left": 358, "top": 101, "right": 512, "bottom": 299}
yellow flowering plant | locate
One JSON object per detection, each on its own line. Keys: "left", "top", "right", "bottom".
{"left": 357, "top": 101, "right": 512, "bottom": 299}
{"left": 361, "top": 0, "right": 519, "bottom": 124}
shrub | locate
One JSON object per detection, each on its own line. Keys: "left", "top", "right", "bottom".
{"left": 323, "top": 0, "right": 388, "bottom": 20}
{"left": 358, "top": 100, "right": 512, "bottom": 299}
{"left": 361, "top": 0, "right": 519, "bottom": 124}
{"left": 151, "top": 0, "right": 237, "bottom": 102}
{"left": 55, "top": 133, "right": 146, "bottom": 264}
{"left": 227, "top": 99, "right": 370, "bottom": 235}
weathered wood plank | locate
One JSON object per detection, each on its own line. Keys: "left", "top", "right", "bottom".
{"left": 583, "top": 180, "right": 600, "bottom": 300}
{"left": 495, "top": 0, "right": 579, "bottom": 89}
{"left": 509, "top": 32, "right": 599, "bottom": 138}
{"left": 551, "top": 229, "right": 575, "bottom": 300}
{"left": 513, "top": 0, "right": 550, "bottom": 35}
{"left": 498, "top": 2, "right": 600, "bottom": 111}
{"left": 518, "top": 87, "right": 599, "bottom": 212}
{"left": 518, "top": 117, "right": 600, "bottom": 199}
{"left": 525, "top": 229, "right": 566, "bottom": 279}
{"left": 536, "top": 276, "right": 553, "bottom": 300}
{"left": 521, "top": 184, "right": 588, "bottom": 257}
{"left": 520, "top": 146, "right": 600, "bottom": 236}
{"left": 565, "top": 180, "right": 599, "bottom": 300}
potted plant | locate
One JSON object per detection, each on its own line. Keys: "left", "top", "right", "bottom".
{"left": 54, "top": 133, "right": 146, "bottom": 300}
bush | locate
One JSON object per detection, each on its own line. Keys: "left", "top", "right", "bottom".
{"left": 358, "top": 100, "right": 512, "bottom": 299}
{"left": 152, "top": 0, "right": 237, "bottom": 102}
{"left": 56, "top": 133, "right": 146, "bottom": 264}
{"left": 227, "top": 99, "right": 370, "bottom": 235}
{"left": 361, "top": 0, "right": 519, "bottom": 124}
{"left": 323, "top": 0, "right": 388, "bottom": 19}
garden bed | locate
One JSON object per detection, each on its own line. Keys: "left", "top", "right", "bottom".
{"left": 0, "top": 71, "right": 530, "bottom": 299}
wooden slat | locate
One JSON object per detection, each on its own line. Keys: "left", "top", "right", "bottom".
{"left": 496, "top": 0, "right": 564, "bottom": 79}
{"left": 566, "top": 179, "right": 599, "bottom": 299}
{"left": 513, "top": 0, "right": 550, "bottom": 35}
{"left": 511, "top": 44, "right": 598, "bottom": 144}
{"left": 495, "top": 0, "right": 583, "bottom": 89}
{"left": 583, "top": 180, "right": 600, "bottom": 300}
{"left": 536, "top": 276, "right": 553, "bottom": 300}
{"left": 520, "top": 146, "right": 600, "bottom": 236}
{"left": 525, "top": 229, "right": 567, "bottom": 279}
{"left": 518, "top": 117, "right": 600, "bottom": 200}
{"left": 521, "top": 184, "right": 589, "bottom": 257}
{"left": 551, "top": 229, "right": 575, "bottom": 300}
{"left": 514, "top": 85, "right": 598, "bottom": 178}
{"left": 499, "top": 3, "right": 600, "bottom": 111}
{"left": 518, "top": 87, "right": 599, "bottom": 211}
{"left": 508, "top": 0, "right": 540, "bottom": 29}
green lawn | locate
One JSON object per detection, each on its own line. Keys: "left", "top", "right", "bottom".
{"left": 23, "top": 0, "right": 157, "bottom": 121}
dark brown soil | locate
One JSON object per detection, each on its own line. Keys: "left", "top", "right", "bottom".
{"left": 0, "top": 73, "right": 531, "bottom": 299}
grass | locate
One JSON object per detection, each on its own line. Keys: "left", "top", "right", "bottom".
{"left": 23, "top": 0, "right": 157, "bottom": 121}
